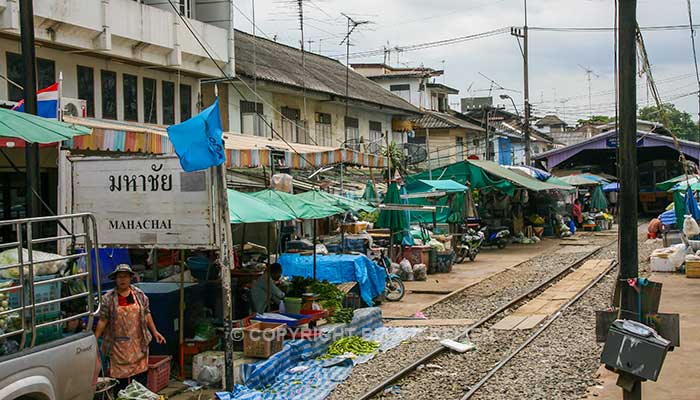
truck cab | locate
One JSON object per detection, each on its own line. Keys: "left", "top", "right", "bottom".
{"left": 0, "top": 214, "right": 102, "bottom": 400}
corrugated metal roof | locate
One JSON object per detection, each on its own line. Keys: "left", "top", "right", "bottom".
{"left": 235, "top": 31, "right": 420, "bottom": 115}
{"left": 413, "top": 111, "right": 485, "bottom": 131}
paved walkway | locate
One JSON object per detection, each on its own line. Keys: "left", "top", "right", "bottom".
{"left": 586, "top": 272, "right": 700, "bottom": 399}
{"left": 380, "top": 238, "right": 562, "bottom": 318}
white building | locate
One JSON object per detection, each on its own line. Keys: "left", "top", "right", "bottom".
{"left": 351, "top": 63, "right": 458, "bottom": 112}
{"left": 0, "top": 0, "right": 237, "bottom": 124}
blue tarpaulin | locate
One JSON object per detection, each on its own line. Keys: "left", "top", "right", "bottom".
{"left": 166, "top": 98, "right": 225, "bottom": 172}
{"left": 219, "top": 308, "right": 422, "bottom": 400}
{"left": 278, "top": 254, "right": 386, "bottom": 307}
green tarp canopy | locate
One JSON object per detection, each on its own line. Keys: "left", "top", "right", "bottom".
{"left": 405, "top": 179, "right": 468, "bottom": 194}
{"left": 557, "top": 174, "right": 601, "bottom": 187}
{"left": 467, "top": 160, "right": 574, "bottom": 193}
{"left": 250, "top": 189, "right": 344, "bottom": 219}
{"left": 227, "top": 189, "right": 296, "bottom": 223}
{"left": 660, "top": 175, "right": 700, "bottom": 192}
{"left": 405, "top": 160, "right": 573, "bottom": 223}
{"left": 657, "top": 174, "right": 700, "bottom": 191}
{"left": 546, "top": 175, "right": 577, "bottom": 190}
{"left": 0, "top": 107, "right": 92, "bottom": 143}
{"left": 296, "top": 190, "right": 376, "bottom": 213}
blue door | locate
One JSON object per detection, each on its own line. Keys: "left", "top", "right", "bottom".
{"left": 498, "top": 138, "right": 512, "bottom": 165}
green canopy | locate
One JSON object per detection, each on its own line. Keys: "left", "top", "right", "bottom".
{"left": 665, "top": 177, "right": 700, "bottom": 192}
{"left": 296, "top": 190, "right": 376, "bottom": 213}
{"left": 362, "top": 181, "right": 378, "bottom": 204}
{"left": 657, "top": 174, "right": 700, "bottom": 191}
{"left": 546, "top": 175, "right": 577, "bottom": 190}
{"left": 405, "top": 179, "right": 468, "bottom": 194}
{"left": 0, "top": 108, "right": 92, "bottom": 143}
{"left": 555, "top": 174, "right": 600, "bottom": 187}
{"left": 227, "top": 189, "right": 296, "bottom": 223}
{"left": 251, "top": 189, "right": 343, "bottom": 219}
{"left": 590, "top": 185, "right": 609, "bottom": 210}
{"left": 375, "top": 182, "right": 409, "bottom": 237}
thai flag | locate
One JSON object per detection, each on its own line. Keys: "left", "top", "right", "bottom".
{"left": 12, "top": 83, "right": 59, "bottom": 119}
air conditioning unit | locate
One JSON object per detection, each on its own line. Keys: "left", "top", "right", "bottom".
{"left": 61, "top": 97, "right": 87, "bottom": 118}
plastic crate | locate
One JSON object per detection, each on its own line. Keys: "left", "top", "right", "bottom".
{"left": 8, "top": 274, "right": 61, "bottom": 317}
{"left": 243, "top": 322, "right": 286, "bottom": 358}
{"left": 26, "top": 311, "right": 63, "bottom": 345}
{"left": 146, "top": 355, "right": 172, "bottom": 393}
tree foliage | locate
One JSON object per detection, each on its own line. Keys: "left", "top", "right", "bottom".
{"left": 576, "top": 115, "right": 612, "bottom": 125}
{"left": 638, "top": 103, "right": 698, "bottom": 141}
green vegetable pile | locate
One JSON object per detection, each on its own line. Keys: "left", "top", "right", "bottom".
{"left": 309, "top": 280, "right": 345, "bottom": 311}
{"left": 322, "top": 336, "right": 379, "bottom": 358}
{"left": 329, "top": 308, "right": 354, "bottom": 324}
{"left": 358, "top": 210, "right": 379, "bottom": 223}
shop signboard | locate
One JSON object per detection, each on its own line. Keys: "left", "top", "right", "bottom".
{"left": 69, "top": 155, "right": 217, "bottom": 248}
{"left": 606, "top": 135, "right": 644, "bottom": 148}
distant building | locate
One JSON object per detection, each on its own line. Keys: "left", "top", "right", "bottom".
{"left": 351, "top": 63, "right": 459, "bottom": 112}
{"left": 534, "top": 114, "right": 567, "bottom": 134}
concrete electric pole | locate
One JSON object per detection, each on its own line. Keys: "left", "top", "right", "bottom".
{"left": 618, "top": 0, "right": 641, "bottom": 398}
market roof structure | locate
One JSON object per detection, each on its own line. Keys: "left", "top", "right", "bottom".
{"left": 657, "top": 174, "right": 700, "bottom": 191}
{"left": 296, "top": 190, "right": 376, "bottom": 213}
{"left": 227, "top": 189, "right": 296, "bottom": 223}
{"left": 250, "top": 189, "right": 344, "bottom": 219}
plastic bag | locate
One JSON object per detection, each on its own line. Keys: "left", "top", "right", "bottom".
{"left": 0, "top": 248, "right": 69, "bottom": 279}
{"left": 413, "top": 263, "right": 427, "bottom": 281}
{"left": 390, "top": 262, "right": 401, "bottom": 276}
{"left": 399, "top": 259, "right": 413, "bottom": 281}
{"left": 683, "top": 215, "right": 700, "bottom": 237}
{"left": 116, "top": 381, "right": 160, "bottom": 400}
{"left": 196, "top": 365, "right": 222, "bottom": 387}
{"left": 428, "top": 239, "right": 445, "bottom": 252}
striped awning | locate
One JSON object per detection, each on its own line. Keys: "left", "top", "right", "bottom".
{"left": 62, "top": 117, "right": 386, "bottom": 169}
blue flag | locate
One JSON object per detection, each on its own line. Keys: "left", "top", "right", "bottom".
{"left": 167, "top": 98, "right": 226, "bottom": 172}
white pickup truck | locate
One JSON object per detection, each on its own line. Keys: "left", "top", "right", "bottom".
{"left": 0, "top": 214, "right": 102, "bottom": 400}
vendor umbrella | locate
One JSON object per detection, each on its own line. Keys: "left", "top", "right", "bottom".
{"left": 376, "top": 182, "right": 410, "bottom": 260}
{"left": 589, "top": 185, "right": 608, "bottom": 210}
{"left": 363, "top": 180, "right": 379, "bottom": 204}
{"left": 674, "top": 191, "right": 686, "bottom": 227}
{"left": 0, "top": 107, "right": 92, "bottom": 143}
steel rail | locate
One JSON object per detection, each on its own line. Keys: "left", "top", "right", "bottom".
{"left": 460, "top": 260, "right": 619, "bottom": 399}
{"left": 357, "top": 237, "right": 618, "bottom": 400}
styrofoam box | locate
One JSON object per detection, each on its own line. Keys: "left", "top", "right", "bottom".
{"left": 650, "top": 244, "right": 687, "bottom": 272}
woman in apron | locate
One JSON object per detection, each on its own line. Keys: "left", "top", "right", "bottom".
{"left": 95, "top": 265, "right": 166, "bottom": 391}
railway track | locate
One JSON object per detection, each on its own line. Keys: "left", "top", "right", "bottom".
{"left": 356, "top": 236, "right": 620, "bottom": 400}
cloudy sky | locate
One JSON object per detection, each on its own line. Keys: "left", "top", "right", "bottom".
{"left": 233, "top": 0, "right": 700, "bottom": 125}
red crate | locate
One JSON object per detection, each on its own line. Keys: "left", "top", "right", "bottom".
{"left": 146, "top": 355, "right": 172, "bottom": 393}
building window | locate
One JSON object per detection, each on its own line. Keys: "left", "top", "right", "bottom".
{"left": 6, "top": 53, "right": 55, "bottom": 101}
{"left": 315, "top": 113, "right": 332, "bottom": 147}
{"left": 143, "top": 78, "right": 157, "bottom": 124}
{"left": 162, "top": 81, "right": 175, "bottom": 125}
{"left": 77, "top": 65, "right": 95, "bottom": 117}
{"left": 345, "top": 117, "right": 360, "bottom": 150}
{"left": 368, "top": 121, "right": 383, "bottom": 154}
{"left": 180, "top": 84, "right": 192, "bottom": 121}
{"left": 101, "top": 70, "right": 117, "bottom": 120}
{"left": 241, "top": 101, "right": 268, "bottom": 137}
{"left": 389, "top": 84, "right": 410, "bottom": 103}
{"left": 122, "top": 74, "right": 138, "bottom": 121}
{"left": 456, "top": 137, "right": 464, "bottom": 161}
{"left": 281, "top": 107, "right": 306, "bottom": 144}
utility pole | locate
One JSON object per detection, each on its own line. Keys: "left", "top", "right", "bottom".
{"left": 340, "top": 13, "right": 370, "bottom": 192}
{"left": 511, "top": 0, "right": 530, "bottom": 165}
{"left": 426, "top": 127, "right": 432, "bottom": 179}
{"left": 19, "top": 0, "right": 40, "bottom": 219}
{"left": 618, "top": 1, "right": 641, "bottom": 399}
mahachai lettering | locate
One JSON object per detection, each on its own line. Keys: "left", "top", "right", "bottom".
{"left": 108, "top": 219, "right": 173, "bottom": 230}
